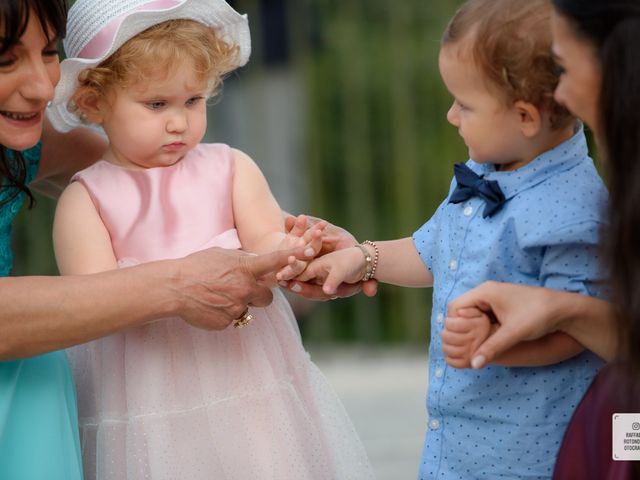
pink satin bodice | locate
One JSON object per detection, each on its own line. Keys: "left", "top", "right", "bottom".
{"left": 72, "top": 143, "right": 242, "bottom": 263}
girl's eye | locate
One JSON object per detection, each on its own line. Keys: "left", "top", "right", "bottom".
{"left": 147, "top": 101, "right": 165, "bottom": 110}
{"left": 186, "top": 96, "right": 204, "bottom": 106}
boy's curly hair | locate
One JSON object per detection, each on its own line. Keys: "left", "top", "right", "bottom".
{"left": 442, "top": 0, "right": 573, "bottom": 130}
{"left": 71, "top": 19, "right": 239, "bottom": 119}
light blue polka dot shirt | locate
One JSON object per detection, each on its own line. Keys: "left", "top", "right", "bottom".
{"left": 412, "top": 128, "right": 607, "bottom": 480}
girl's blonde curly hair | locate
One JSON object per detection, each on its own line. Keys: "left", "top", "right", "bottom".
{"left": 70, "top": 19, "right": 240, "bottom": 120}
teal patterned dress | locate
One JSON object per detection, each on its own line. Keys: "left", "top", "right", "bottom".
{"left": 0, "top": 143, "right": 83, "bottom": 480}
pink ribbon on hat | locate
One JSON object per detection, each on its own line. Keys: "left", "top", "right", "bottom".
{"left": 78, "top": 0, "right": 182, "bottom": 59}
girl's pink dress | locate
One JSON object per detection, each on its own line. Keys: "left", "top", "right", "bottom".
{"left": 67, "top": 144, "right": 374, "bottom": 480}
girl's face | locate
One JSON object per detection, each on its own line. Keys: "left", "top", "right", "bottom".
{"left": 0, "top": 12, "right": 60, "bottom": 150}
{"left": 96, "top": 63, "right": 208, "bottom": 170}
{"left": 551, "top": 10, "right": 602, "bottom": 136}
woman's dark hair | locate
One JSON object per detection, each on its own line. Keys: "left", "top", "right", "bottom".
{"left": 0, "top": 0, "right": 67, "bottom": 207}
{"left": 553, "top": 0, "right": 640, "bottom": 397}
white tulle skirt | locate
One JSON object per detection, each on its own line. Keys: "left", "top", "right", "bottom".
{"left": 68, "top": 289, "right": 374, "bottom": 480}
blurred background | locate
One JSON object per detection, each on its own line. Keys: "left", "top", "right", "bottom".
{"left": 14, "top": 0, "right": 468, "bottom": 476}
{"left": 16, "top": 0, "right": 466, "bottom": 344}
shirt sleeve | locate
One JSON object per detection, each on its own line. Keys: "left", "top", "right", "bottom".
{"left": 412, "top": 203, "right": 447, "bottom": 273}
{"left": 538, "top": 220, "right": 608, "bottom": 299}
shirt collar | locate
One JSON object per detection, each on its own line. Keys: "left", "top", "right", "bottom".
{"left": 465, "top": 125, "right": 589, "bottom": 201}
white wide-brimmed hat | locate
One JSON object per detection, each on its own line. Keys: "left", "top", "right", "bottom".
{"left": 47, "top": 0, "right": 251, "bottom": 133}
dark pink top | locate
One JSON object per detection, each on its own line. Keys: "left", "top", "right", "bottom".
{"left": 553, "top": 364, "right": 636, "bottom": 479}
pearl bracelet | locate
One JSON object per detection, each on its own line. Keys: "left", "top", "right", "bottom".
{"left": 355, "top": 241, "right": 379, "bottom": 281}
{"left": 362, "top": 240, "right": 379, "bottom": 280}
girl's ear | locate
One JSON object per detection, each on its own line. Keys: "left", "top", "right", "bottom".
{"left": 514, "top": 100, "right": 542, "bottom": 138}
{"left": 72, "top": 90, "right": 108, "bottom": 125}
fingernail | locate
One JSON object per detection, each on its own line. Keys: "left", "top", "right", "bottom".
{"left": 304, "top": 247, "right": 314, "bottom": 257}
{"left": 278, "top": 281, "right": 288, "bottom": 288}
{"left": 471, "top": 355, "right": 486, "bottom": 369}
{"left": 291, "top": 284, "right": 302, "bottom": 293}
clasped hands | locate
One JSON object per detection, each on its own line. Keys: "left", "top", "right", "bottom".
{"left": 277, "top": 215, "right": 377, "bottom": 300}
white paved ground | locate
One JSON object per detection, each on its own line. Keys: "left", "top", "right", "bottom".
{"left": 311, "top": 346, "right": 428, "bottom": 480}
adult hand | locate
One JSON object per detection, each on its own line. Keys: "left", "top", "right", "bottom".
{"left": 173, "top": 247, "right": 306, "bottom": 330}
{"left": 446, "top": 281, "right": 558, "bottom": 369}
{"left": 282, "top": 214, "right": 378, "bottom": 299}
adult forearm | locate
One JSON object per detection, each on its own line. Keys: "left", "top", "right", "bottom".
{"left": 493, "top": 332, "right": 584, "bottom": 367}
{"left": 0, "top": 261, "right": 175, "bottom": 359}
{"left": 554, "top": 292, "right": 618, "bottom": 361}
{"left": 0, "top": 247, "right": 302, "bottom": 359}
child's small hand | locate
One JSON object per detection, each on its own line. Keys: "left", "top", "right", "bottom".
{"left": 291, "top": 246, "right": 366, "bottom": 295}
{"left": 276, "top": 215, "right": 326, "bottom": 281}
{"left": 441, "top": 307, "right": 494, "bottom": 369}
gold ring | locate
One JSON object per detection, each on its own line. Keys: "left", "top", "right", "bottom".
{"left": 233, "top": 309, "right": 254, "bottom": 329}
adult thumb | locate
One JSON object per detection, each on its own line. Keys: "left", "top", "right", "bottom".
{"left": 470, "top": 327, "right": 516, "bottom": 369}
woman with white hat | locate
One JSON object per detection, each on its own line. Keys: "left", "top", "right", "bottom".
{"left": 0, "top": 1, "right": 317, "bottom": 478}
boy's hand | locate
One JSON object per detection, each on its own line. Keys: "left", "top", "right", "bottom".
{"left": 282, "top": 214, "right": 378, "bottom": 298}
{"left": 292, "top": 247, "right": 366, "bottom": 295}
{"left": 441, "top": 307, "right": 494, "bottom": 369}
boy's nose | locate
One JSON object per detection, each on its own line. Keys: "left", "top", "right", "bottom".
{"left": 446, "top": 103, "right": 460, "bottom": 127}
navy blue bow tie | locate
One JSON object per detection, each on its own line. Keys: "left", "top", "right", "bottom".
{"left": 448, "top": 163, "right": 506, "bottom": 218}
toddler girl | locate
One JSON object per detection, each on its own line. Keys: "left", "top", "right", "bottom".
{"left": 48, "top": 1, "right": 373, "bottom": 479}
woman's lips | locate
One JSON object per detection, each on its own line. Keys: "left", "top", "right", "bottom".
{"left": 0, "top": 110, "right": 42, "bottom": 127}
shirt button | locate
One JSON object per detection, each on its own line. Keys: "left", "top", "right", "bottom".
{"left": 463, "top": 206, "right": 473, "bottom": 216}
{"left": 449, "top": 259, "right": 458, "bottom": 271}
{"left": 435, "top": 367, "right": 444, "bottom": 378}
{"left": 430, "top": 419, "right": 440, "bottom": 430}
{"left": 436, "top": 313, "right": 444, "bottom": 324}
